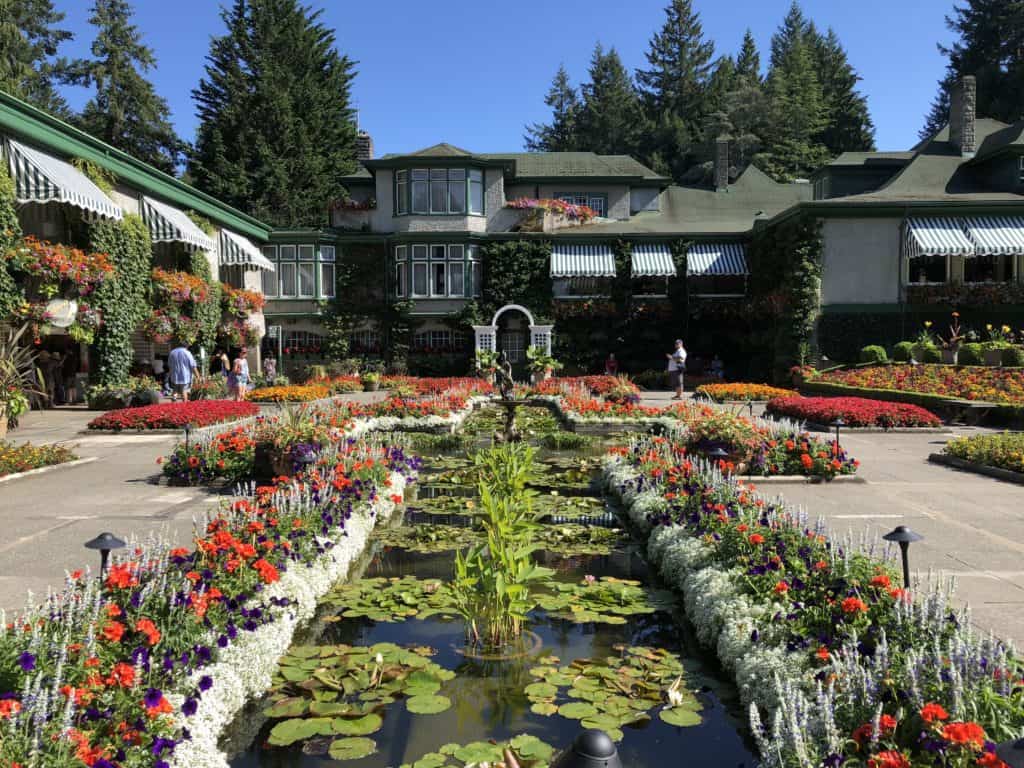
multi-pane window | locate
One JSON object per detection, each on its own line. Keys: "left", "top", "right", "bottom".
{"left": 398, "top": 243, "right": 479, "bottom": 298}
{"left": 396, "top": 167, "right": 485, "bottom": 215}
{"left": 964, "top": 254, "right": 1014, "bottom": 283}
{"left": 553, "top": 277, "right": 613, "bottom": 298}
{"left": 412, "top": 329, "right": 467, "bottom": 352}
{"left": 350, "top": 329, "right": 381, "bottom": 354}
{"left": 279, "top": 263, "right": 297, "bottom": 297}
{"left": 261, "top": 246, "right": 278, "bottom": 296}
{"left": 298, "top": 263, "right": 316, "bottom": 297}
{"left": 908, "top": 255, "right": 948, "bottom": 284}
{"left": 320, "top": 246, "right": 335, "bottom": 298}
{"left": 283, "top": 331, "right": 323, "bottom": 354}
{"left": 467, "top": 245, "right": 482, "bottom": 298}
{"left": 395, "top": 246, "right": 408, "bottom": 297}
{"left": 266, "top": 243, "right": 337, "bottom": 299}
{"left": 558, "top": 193, "right": 607, "bottom": 217}
{"left": 1018, "top": 157, "right": 1024, "bottom": 185}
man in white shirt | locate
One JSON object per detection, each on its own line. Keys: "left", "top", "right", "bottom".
{"left": 665, "top": 339, "right": 687, "bottom": 400}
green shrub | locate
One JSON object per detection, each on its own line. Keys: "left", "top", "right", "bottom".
{"left": 958, "top": 343, "right": 984, "bottom": 366}
{"left": 892, "top": 342, "right": 914, "bottom": 362}
{"left": 1003, "top": 347, "right": 1024, "bottom": 367}
{"left": 858, "top": 345, "right": 888, "bottom": 364}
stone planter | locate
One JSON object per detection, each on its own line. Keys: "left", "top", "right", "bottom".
{"left": 984, "top": 349, "right": 1004, "bottom": 366}
{"left": 941, "top": 348, "right": 959, "bottom": 365}
{"left": 253, "top": 443, "right": 293, "bottom": 478}
{"left": 362, "top": 379, "right": 380, "bottom": 392}
{"left": 530, "top": 369, "right": 552, "bottom": 386}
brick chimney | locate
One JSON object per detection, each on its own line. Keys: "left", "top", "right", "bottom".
{"left": 949, "top": 75, "right": 977, "bottom": 157}
{"left": 714, "top": 137, "right": 730, "bottom": 191}
{"left": 355, "top": 130, "right": 374, "bottom": 161}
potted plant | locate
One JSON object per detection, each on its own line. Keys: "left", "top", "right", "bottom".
{"left": 361, "top": 371, "right": 381, "bottom": 392}
{"left": 475, "top": 349, "right": 498, "bottom": 384}
{"left": 910, "top": 321, "right": 935, "bottom": 364}
{"left": 983, "top": 324, "right": 1013, "bottom": 366}
{"left": 939, "top": 312, "right": 964, "bottom": 365}
{"left": 526, "top": 345, "right": 563, "bottom": 385}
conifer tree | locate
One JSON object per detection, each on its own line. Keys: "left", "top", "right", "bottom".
{"left": 0, "top": 0, "right": 73, "bottom": 116}
{"left": 190, "top": 0, "right": 358, "bottom": 227}
{"left": 67, "top": 0, "right": 184, "bottom": 173}
{"left": 809, "top": 27, "right": 874, "bottom": 153}
{"left": 524, "top": 65, "right": 581, "bottom": 152}
{"left": 735, "top": 29, "right": 761, "bottom": 83}
{"left": 576, "top": 44, "right": 643, "bottom": 157}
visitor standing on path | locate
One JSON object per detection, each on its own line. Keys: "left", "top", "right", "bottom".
{"left": 666, "top": 339, "right": 687, "bottom": 400}
{"left": 167, "top": 342, "right": 199, "bottom": 401}
{"left": 228, "top": 348, "right": 250, "bottom": 401}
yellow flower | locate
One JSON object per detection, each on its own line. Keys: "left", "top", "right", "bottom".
{"left": 924, "top": 321, "right": 933, "bottom": 328}
{"left": 986, "top": 324, "right": 993, "bottom": 331}
{"left": 1002, "top": 325, "right": 1011, "bottom": 334}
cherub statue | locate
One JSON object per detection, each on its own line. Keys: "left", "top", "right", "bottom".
{"left": 495, "top": 350, "right": 515, "bottom": 400}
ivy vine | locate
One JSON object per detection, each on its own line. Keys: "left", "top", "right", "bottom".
{"left": 88, "top": 215, "right": 153, "bottom": 386}
{"left": 189, "top": 251, "right": 222, "bottom": 351}
{"left": 0, "top": 163, "right": 23, "bottom": 319}
{"left": 479, "top": 240, "right": 552, "bottom": 320}
{"left": 72, "top": 158, "right": 116, "bottom": 195}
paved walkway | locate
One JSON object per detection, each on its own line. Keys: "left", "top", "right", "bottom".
{"left": 638, "top": 388, "right": 1024, "bottom": 646}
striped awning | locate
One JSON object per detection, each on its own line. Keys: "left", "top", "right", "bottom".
{"left": 904, "top": 217, "right": 975, "bottom": 259}
{"left": 963, "top": 216, "right": 1024, "bottom": 256}
{"left": 550, "top": 244, "right": 616, "bottom": 277}
{"left": 630, "top": 243, "right": 676, "bottom": 277}
{"left": 219, "top": 229, "right": 275, "bottom": 271}
{"left": 141, "top": 196, "right": 216, "bottom": 252}
{"left": 4, "top": 137, "right": 122, "bottom": 221}
{"left": 687, "top": 243, "right": 749, "bottom": 275}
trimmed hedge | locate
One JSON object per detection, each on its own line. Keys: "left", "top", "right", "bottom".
{"left": 858, "top": 345, "right": 887, "bottom": 364}
{"left": 892, "top": 341, "right": 913, "bottom": 362}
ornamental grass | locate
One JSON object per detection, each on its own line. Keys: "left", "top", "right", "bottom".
{"left": 0, "top": 440, "right": 76, "bottom": 477}
{"left": 87, "top": 401, "right": 258, "bottom": 431}
{"left": 944, "top": 431, "right": 1024, "bottom": 474}
{"left": 766, "top": 396, "right": 943, "bottom": 428}
{"left": 815, "top": 364, "right": 1024, "bottom": 405}
{"left": 696, "top": 382, "right": 797, "bottom": 402}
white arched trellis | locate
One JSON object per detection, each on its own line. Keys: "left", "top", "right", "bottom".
{"left": 473, "top": 303, "right": 552, "bottom": 357}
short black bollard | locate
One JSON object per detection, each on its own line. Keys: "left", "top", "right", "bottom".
{"left": 551, "top": 729, "right": 623, "bottom": 768}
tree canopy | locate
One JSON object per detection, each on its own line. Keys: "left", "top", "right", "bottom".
{"left": 0, "top": 0, "right": 74, "bottom": 116}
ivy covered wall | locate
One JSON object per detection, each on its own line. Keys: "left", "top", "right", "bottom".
{"left": 189, "top": 250, "right": 222, "bottom": 352}
{"left": 88, "top": 216, "right": 152, "bottom": 386}
{"left": 0, "top": 164, "right": 23, "bottom": 319}
{"left": 479, "top": 240, "right": 552, "bottom": 321}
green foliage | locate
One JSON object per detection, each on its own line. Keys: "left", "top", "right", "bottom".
{"left": 190, "top": 0, "right": 358, "bottom": 226}
{"left": 71, "top": 157, "right": 117, "bottom": 194}
{"left": 479, "top": 240, "right": 552, "bottom": 319}
{"left": 525, "top": 345, "right": 562, "bottom": 373}
{"left": 858, "top": 345, "right": 887, "bottom": 364}
{"left": 892, "top": 341, "right": 914, "bottom": 362}
{"left": 88, "top": 215, "right": 152, "bottom": 386}
{"left": 1003, "top": 346, "right": 1024, "bottom": 367}
{"left": 0, "top": 163, "right": 23, "bottom": 319}
{"left": 576, "top": 44, "right": 644, "bottom": 157}
{"left": 0, "top": 0, "right": 74, "bottom": 116}
{"left": 185, "top": 210, "right": 215, "bottom": 236}
{"left": 188, "top": 251, "right": 221, "bottom": 352}
{"left": 959, "top": 342, "right": 984, "bottom": 366}
{"left": 524, "top": 65, "right": 581, "bottom": 152}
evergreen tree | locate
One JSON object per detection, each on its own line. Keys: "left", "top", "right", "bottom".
{"left": 190, "top": 0, "right": 358, "bottom": 227}
{"left": 576, "top": 44, "right": 643, "bottom": 156}
{"left": 735, "top": 29, "right": 761, "bottom": 83}
{"left": 920, "top": 0, "right": 1024, "bottom": 139}
{"left": 809, "top": 27, "right": 875, "bottom": 153}
{"left": 523, "top": 65, "right": 581, "bottom": 152}
{"left": 66, "top": 0, "right": 183, "bottom": 173}
{"left": 0, "top": 0, "right": 73, "bottom": 115}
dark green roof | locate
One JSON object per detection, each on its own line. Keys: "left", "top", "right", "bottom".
{"left": 973, "top": 120, "right": 1024, "bottom": 164}
{"left": 826, "top": 151, "right": 914, "bottom": 168}
{"left": 552, "top": 166, "right": 811, "bottom": 237}
{"left": 383, "top": 142, "right": 475, "bottom": 158}
{"left": 0, "top": 90, "right": 271, "bottom": 240}
{"left": 339, "top": 163, "right": 373, "bottom": 183}
{"left": 480, "top": 151, "right": 667, "bottom": 182}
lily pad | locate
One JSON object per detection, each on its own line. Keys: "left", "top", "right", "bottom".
{"left": 405, "top": 694, "right": 452, "bottom": 715}
{"left": 558, "top": 702, "right": 598, "bottom": 719}
{"left": 328, "top": 737, "right": 377, "bottom": 761}
{"left": 331, "top": 713, "right": 383, "bottom": 736}
{"left": 659, "top": 706, "right": 702, "bottom": 727}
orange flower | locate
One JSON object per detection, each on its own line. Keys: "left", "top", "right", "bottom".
{"left": 0, "top": 699, "right": 21, "bottom": 718}
{"left": 942, "top": 721, "right": 987, "bottom": 748}
{"left": 869, "top": 751, "right": 910, "bottom": 768}
{"left": 816, "top": 646, "right": 830, "bottom": 661}
{"left": 920, "top": 702, "right": 949, "bottom": 723}
{"left": 106, "top": 662, "right": 136, "bottom": 688}
{"left": 134, "top": 618, "right": 161, "bottom": 646}
{"left": 101, "top": 620, "right": 125, "bottom": 643}
{"left": 841, "top": 597, "right": 868, "bottom": 615}
{"left": 252, "top": 558, "right": 280, "bottom": 584}
{"left": 774, "top": 581, "right": 789, "bottom": 594}
{"left": 748, "top": 533, "right": 765, "bottom": 545}
{"left": 870, "top": 574, "right": 892, "bottom": 589}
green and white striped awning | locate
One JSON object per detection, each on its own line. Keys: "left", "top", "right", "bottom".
{"left": 141, "top": 196, "right": 216, "bottom": 252}
{"left": 687, "top": 243, "right": 749, "bottom": 275}
{"left": 904, "top": 217, "right": 975, "bottom": 259}
{"left": 4, "top": 137, "right": 122, "bottom": 221}
{"left": 630, "top": 243, "right": 676, "bottom": 277}
{"left": 963, "top": 216, "right": 1024, "bottom": 256}
{"left": 219, "top": 229, "right": 275, "bottom": 272}
{"left": 550, "top": 244, "right": 616, "bottom": 277}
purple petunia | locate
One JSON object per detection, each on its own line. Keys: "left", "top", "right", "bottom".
{"left": 182, "top": 698, "right": 198, "bottom": 716}
{"left": 17, "top": 652, "right": 35, "bottom": 672}
{"left": 143, "top": 688, "right": 164, "bottom": 708}
{"left": 198, "top": 675, "right": 213, "bottom": 692}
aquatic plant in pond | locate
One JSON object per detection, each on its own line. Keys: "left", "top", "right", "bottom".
{"left": 324, "top": 575, "right": 459, "bottom": 622}
{"left": 534, "top": 576, "right": 676, "bottom": 624}
{"left": 398, "top": 733, "right": 555, "bottom": 768}
{"left": 374, "top": 521, "right": 625, "bottom": 556}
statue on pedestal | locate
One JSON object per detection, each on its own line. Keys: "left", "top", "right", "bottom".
{"left": 495, "top": 351, "right": 515, "bottom": 400}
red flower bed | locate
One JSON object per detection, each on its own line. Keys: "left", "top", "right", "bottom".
{"left": 88, "top": 400, "right": 259, "bottom": 431}
{"left": 766, "top": 396, "right": 942, "bottom": 428}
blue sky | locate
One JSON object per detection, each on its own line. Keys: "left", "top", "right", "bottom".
{"left": 56, "top": 0, "right": 957, "bottom": 157}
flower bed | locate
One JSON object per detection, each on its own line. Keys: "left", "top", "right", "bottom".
{"left": 696, "top": 382, "right": 796, "bottom": 402}
{"left": 0, "top": 441, "right": 418, "bottom": 768}
{"left": 87, "top": 401, "right": 259, "bottom": 431}
{"left": 943, "top": 431, "right": 1024, "bottom": 474}
{"left": 812, "top": 364, "right": 1024, "bottom": 405}
{"left": 603, "top": 440, "right": 1022, "bottom": 768}
{"left": 766, "top": 395, "right": 943, "bottom": 428}
{"left": 0, "top": 440, "right": 77, "bottom": 477}
{"left": 246, "top": 384, "right": 330, "bottom": 403}
{"left": 160, "top": 424, "right": 257, "bottom": 484}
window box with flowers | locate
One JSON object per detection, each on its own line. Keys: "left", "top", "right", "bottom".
{"left": 330, "top": 197, "right": 377, "bottom": 230}
{"left": 142, "top": 268, "right": 212, "bottom": 346}
{"left": 506, "top": 198, "right": 597, "bottom": 232}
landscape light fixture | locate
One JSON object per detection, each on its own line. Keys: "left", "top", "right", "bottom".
{"left": 996, "top": 738, "right": 1024, "bottom": 768}
{"left": 831, "top": 417, "right": 846, "bottom": 454}
{"left": 183, "top": 422, "right": 194, "bottom": 452}
{"left": 748, "top": 400, "right": 754, "bottom": 417}
{"left": 83, "top": 532, "right": 126, "bottom": 574}
{"left": 882, "top": 525, "right": 923, "bottom": 589}
{"left": 550, "top": 729, "right": 623, "bottom": 768}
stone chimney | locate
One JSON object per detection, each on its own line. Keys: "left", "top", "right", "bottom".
{"left": 714, "top": 137, "right": 730, "bottom": 191}
{"left": 355, "top": 130, "right": 374, "bottom": 161}
{"left": 949, "top": 75, "right": 977, "bottom": 157}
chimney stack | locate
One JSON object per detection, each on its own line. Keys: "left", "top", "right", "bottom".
{"left": 356, "top": 130, "right": 374, "bottom": 161}
{"left": 714, "top": 137, "right": 730, "bottom": 191}
{"left": 949, "top": 75, "right": 977, "bottom": 157}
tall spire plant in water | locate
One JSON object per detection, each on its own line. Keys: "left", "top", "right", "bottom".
{"left": 451, "top": 443, "right": 553, "bottom": 649}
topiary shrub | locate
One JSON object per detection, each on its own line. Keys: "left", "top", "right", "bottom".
{"left": 892, "top": 341, "right": 914, "bottom": 362}
{"left": 958, "top": 343, "right": 984, "bottom": 366}
{"left": 1002, "top": 347, "right": 1024, "bottom": 367}
{"left": 858, "top": 345, "right": 888, "bottom": 364}
{"left": 921, "top": 346, "right": 942, "bottom": 364}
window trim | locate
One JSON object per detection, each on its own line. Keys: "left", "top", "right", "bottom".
{"left": 297, "top": 261, "right": 316, "bottom": 298}
{"left": 557, "top": 192, "right": 608, "bottom": 218}
{"left": 320, "top": 245, "right": 336, "bottom": 262}
{"left": 907, "top": 253, "right": 950, "bottom": 286}
{"left": 320, "top": 262, "right": 336, "bottom": 298}
{"left": 278, "top": 262, "right": 297, "bottom": 297}
{"left": 1018, "top": 156, "right": 1024, "bottom": 185}
{"left": 279, "top": 244, "right": 297, "bottom": 261}
{"left": 261, "top": 246, "right": 278, "bottom": 297}
{"left": 963, "top": 253, "right": 1016, "bottom": 285}
{"left": 298, "top": 244, "right": 315, "bottom": 261}
{"left": 393, "top": 166, "right": 486, "bottom": 217}
{"left": 411, "top": 261, "right": 429, "bottom": 297}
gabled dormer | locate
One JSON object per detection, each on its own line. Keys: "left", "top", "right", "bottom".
{"left": 970, "top": 120, "right": 1024, "bottom": 194}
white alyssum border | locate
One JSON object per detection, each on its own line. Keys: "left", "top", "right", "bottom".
{"left": 166, "top": 472, "right": 406, "bottom": 768}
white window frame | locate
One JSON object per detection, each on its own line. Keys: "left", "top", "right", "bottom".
{"left": 298, "top": 262, "right": 316, "bottom": 297}
{"left": 261, "top": 246, "right": 278, "bottom": 297}
{"left": 279, "top": 244, "right": 296, "bottom": 261}
{"left": 320, "top": 263, "right": 335, "bottom": 298}
{"left": 320, "top": 245, "right": 336, "bottom": 262}
{"left": 278, "top": 262, "right": 297, "bottom": 297}
{"left": 430, "top": 260, "right": 447, "bottom": 296}
{"left": 448, "top": 168, "right": 466, "bottom": 213}
{"left": 411, "top": 261, "right": 429, "bottom": 297}
{"left": 396, "top": 170, "right": 408, "bottom": 214}
{"left": 298, "top": 244, "right": 315, "bottom": 261}
{"left": 411, "top": 169, "right": 429, "bottom": 214}
{"left": 430, "top": 169, "right": 448, "bottom": 214}
{"left": 469, "top": 169, "right": 483, "bottom": 215}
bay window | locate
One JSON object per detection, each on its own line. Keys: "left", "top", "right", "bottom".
{"left": 298, "top": 262, "right": 316, "bottom": 297}
{"left": 397, "top": 243, "right": 481, "bottom": 298}
{"left": 395, "top": 245, "right": 407, "bottom": 297}
{"left": 320, "top": 246, "right": 335, "bottom": 298}
{"left": 469, "top": 169, "right": 483, "bottom": 214}
{"left": 266, "top": 242, "right": 337, "bottom": 299}
{"left": 411, "top": 170, "right": 429, "bottom": 213}
{"left": 395, "top": 167, "right": 485, "bottom": 216}
{"left": 279, "top": 262, "right": 297, "bottom": 297}
{"left": 412, "top": 262, "right": 428, "bottom": 296}
{"left": 396, "top": 170, "right": 408, "bottom": 214}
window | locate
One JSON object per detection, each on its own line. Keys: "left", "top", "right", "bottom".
{"left": 350, "top": 329, "right": 381, "bottom": 354}
{"left": 320, "top": 263, "right": 335, "bottom": 297}
{"left": 396, "top": 170, "right": 408, "bottom": 214}
{"left": 1019, "top": 157, "right": 1024, "bottom": 185}
{"left": 908, "top": 255, "right": 947, "bottom": 284}
{"left": 261, "top": 246, "right": 278, "bottom": 297}
{"left": 396, "top": 243, "right": 475, "bottom": 298}
{"left": 689, "top": 275, "right": 746, "bottom": 297}
{"left": 431, "top": 244, "right": 446, "bottom": 260}
{"left": 553, "top": 277, "right": 612, "bottom": 298}
{"left": 559, "top": 193, "right": 607, "bottom": 217}
{"left": 412, "top": 262, "right": 428, "bottom": 296}
{"left": 396, "top": 167, "right": 484, "bottom": 216}
{"left": 499, "top": 330, "right": 524, "bottom": 363}
{"left": 279, "top": 244, "right": 296, "bottom": 261}
{"left": 632, "top": 276, "right": 669, "bottom": 297}
{"left": 412, "top": 244, "right": 428, "bottom": 260}
{"left": 412, "top": 329, "right": 466, "bottom": 352}
{"left": 964, "top": 254, "right": 1014, "bottom": 283}
{"left": 320, "top": 245, "right": 335, "bottom": 262}
{"left": 449, "top": 261, "right": 464, "bottom": 297}
{"left": 395, "top": 246, "right": 407, "bottom": 298}
{"left": 279, "top": 262, "right": 297, "bottom": 297}
{"left": 284, "top": 331, "right": 323, "bottom": 354}
{"left": 469, "top": 169, "right": 483, "bottom": 214}
{"left": 431, "top": 261, "right": 447, "bottom": 295}
{"left": 298, "top": 245, "right": 315, "bottom": 261}
{"left": 298, "top": 262, "right": 316, "bottom": 297}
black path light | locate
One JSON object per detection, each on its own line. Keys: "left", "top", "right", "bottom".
{"left": 707, "top": 445, "right": 729, "bottom": 468}
{"left": 996, "top": 737, "right": 1024, "bottom": 768}
{"left": 831, "top": 417, "right": 846, "bottom": 454}
{"left": 551, "top": 729, "right": 623, "bottom": 768}
{"left": 882, "top": 525, "right": 924, "bottom": 589}
{"left": 183, "top": 422, "right": 194, "bottom": 452}
{"left": 84, "top": 532, "right": 126, "bottom": 574}
{"left": 748, "top": 400, "right": 754, "bottom": 418}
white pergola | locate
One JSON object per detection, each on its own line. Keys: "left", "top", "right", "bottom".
{"left": 473, "top": 304, "right": 552, "bottom": 356}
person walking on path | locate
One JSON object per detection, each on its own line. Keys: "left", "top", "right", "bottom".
{"left": 604, "top": 353, "right": 618, "bottom": 376}
{"left": 227, "top": 348, "right": 250, "bottom": 401}
{"left": 168, "top": 342, "right": 199, "bottom": 402}
{"left": 665, "top": 339, "right": 687, "bottom": 400}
